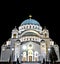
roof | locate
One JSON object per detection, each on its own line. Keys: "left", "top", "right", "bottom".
{"left": 21, "top": 18, "right": 40, "bottom": 26}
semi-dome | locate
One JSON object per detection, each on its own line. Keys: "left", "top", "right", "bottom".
{"left": 21, "top": 19, "right": 40, "bottom": 26}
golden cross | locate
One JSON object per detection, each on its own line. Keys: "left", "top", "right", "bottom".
{"left": 29, "top": 15, "right": 32, "bottom": 18}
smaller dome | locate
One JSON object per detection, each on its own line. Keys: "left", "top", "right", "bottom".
{"left": 21, "top": 19, "right": 40, "bottom": 26}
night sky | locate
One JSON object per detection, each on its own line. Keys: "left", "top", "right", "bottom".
{"left": 0, "top": 1, "right": 60, "bottom": 52}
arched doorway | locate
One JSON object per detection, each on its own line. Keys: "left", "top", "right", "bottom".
{"left": 22, "top": 51, "right": 26, "bottom": 61}
{"left": 28, "top": 50, "right": 33, "bottom": 61}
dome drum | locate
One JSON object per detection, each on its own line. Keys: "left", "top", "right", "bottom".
{"left": 20, "top": 36, "right": 41, "bottom": 43}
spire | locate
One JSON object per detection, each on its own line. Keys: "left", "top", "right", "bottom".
{"left": 15, "top": 26, "right": 17, "bottom": 29}
{"left": 13, "top": 26, "right": 18, "bottom": 31}
{"left": 29, "top": 15, "right": 32, "bottom": 19}
{"left": 44, "top": 26, "right": 47, "bottom": 30}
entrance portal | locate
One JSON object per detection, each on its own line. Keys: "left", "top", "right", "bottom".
{"left": 35, "top": 57, "right": 38, "bottom": 61}
{"left": 22, "top": 57, "right": 26, "bottom": 61}
{"left": 29, "top": 56, "right": 32, "bottom": 61}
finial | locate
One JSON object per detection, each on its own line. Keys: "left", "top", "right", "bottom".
{"left": 29, "top": 15, "right": 32, "bottom": 19}
{"left": 44, "top": 26, "right": 46, "bottom": 29}
{"left": 15, "top": 26, "right": 16, "bottom": 28}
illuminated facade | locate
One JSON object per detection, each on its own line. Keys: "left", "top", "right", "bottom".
{"left": 0, "top": 16, "right": 60, "bottom": 63}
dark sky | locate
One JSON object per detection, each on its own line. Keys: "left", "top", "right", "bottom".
{"left": 0, "top": 1, "right": 60, "bottom": 52}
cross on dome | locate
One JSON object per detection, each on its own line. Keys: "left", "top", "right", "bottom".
{"left": 29, "top": 15, "right": 32, "bottom": 19}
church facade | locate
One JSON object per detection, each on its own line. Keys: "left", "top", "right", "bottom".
{"left": 0, "top": 16, "right": 60, "bottom": 63}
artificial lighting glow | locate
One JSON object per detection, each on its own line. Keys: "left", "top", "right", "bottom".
{"left": 35, "top": 51, "right": 38, "bottom": 54}
{"left": 22, "top": 45, "right": 26, "bottom": 50}
{"left": 48, "top": 48, "right": 50, "bottom": 51}
{"left": 12, "top": 48, "right": 14, "bottom": 51}
{"left": 2, "top": 48, "right": 5, "bottom": 51}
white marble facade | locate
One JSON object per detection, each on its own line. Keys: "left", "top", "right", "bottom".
{"left": 0, "top": 16, "right": 60, "bottom": 63}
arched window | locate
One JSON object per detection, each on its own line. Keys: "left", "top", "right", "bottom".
{"left": 27, "top": 26, "right": 28, "bottom": 29}
{"left": 13, "top": 34, "right": 16, "bottom": 38}
{"left": 30, "top": 38, "right": 31, "bottom": 41}
{"left": 34, "top": 51, "right": 38, "bottom": 61}
{"left": 42, "top": 45, "right": 44, "bottom": 47}
{"left": 33, "top": 38, "right": 34, "bottom": 41}
{"left": 24, "top": 26, "right": 25, "bottom": 29}
{"left": 30, "top": 25, "right": 31, "bottom": 28}
{"left": 45, "top": 33, "right": 47, "bottom": 37}
{"left": 29, "top": 44, "right": 32, "bottom": 47}
{"left": 27, "top": 38, "right": 28, "bottom": 41}
{"left": 33, "top": 26, "right": 34, "bottom": 28}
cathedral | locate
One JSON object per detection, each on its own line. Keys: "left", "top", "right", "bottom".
{"left": 0, "top": 15, "right": 60, "bottom": 64}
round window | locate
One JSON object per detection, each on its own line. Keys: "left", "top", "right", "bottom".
{"left": 29, "top": 44, "right": 32, "bottom": 47}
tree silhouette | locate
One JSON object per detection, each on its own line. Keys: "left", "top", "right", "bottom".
{"left": 9, "top": 55, "right": 13, "bottom": 64}
{"left": 16, "top": 58, "right": 20, "bottom": 64}
{"left": 49, "top": 46, "right": 58, "bottom": 63}
{"left": 43, "top": 58, "right": 45, "bottom": 64}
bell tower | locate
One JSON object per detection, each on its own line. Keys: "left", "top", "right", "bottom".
{"left": 11, "top": 26, "right": 18, "bottom": 38}
{"left": 43, "top": 26, "right": 49, "bottom": 38}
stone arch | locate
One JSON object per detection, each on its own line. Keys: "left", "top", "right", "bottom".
{"left": 21, "top": 30, "right": 41, "bottom": 37}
